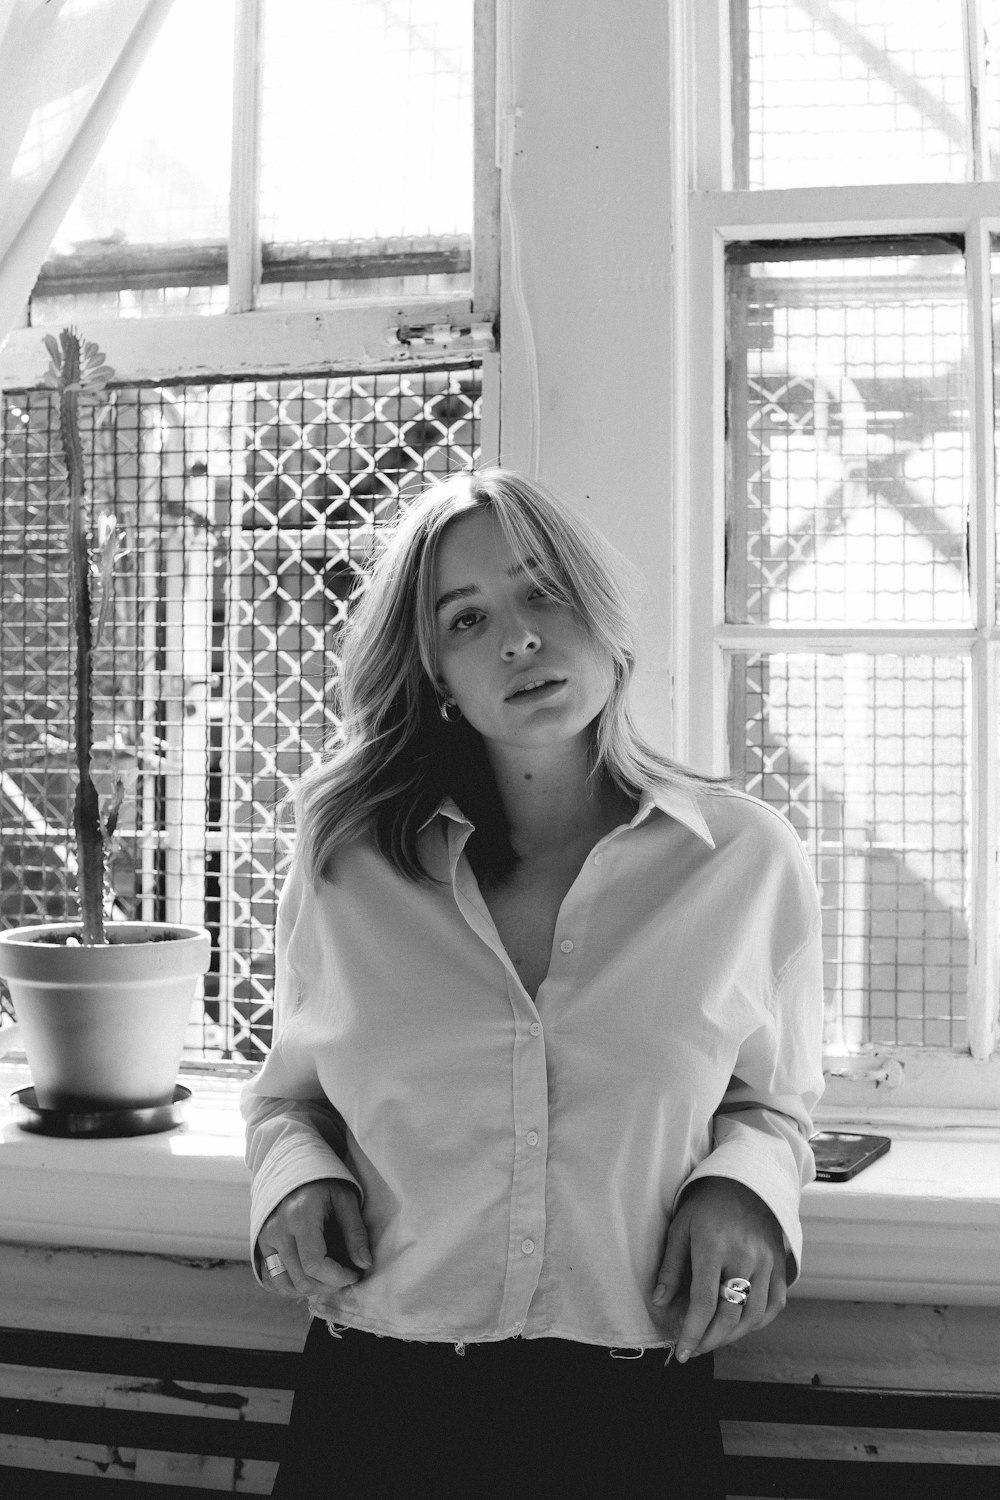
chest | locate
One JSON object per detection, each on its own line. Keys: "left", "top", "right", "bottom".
{"left": 480, "top": 856, "right": 587, "bottom": 1002}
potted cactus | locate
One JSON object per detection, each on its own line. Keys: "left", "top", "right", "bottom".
{"left": 0, "top": 329, "right": 210, "bottom": 1130}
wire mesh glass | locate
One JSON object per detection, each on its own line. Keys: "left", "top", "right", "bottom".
{"left": 31, "top": 0, "right": 235, "bottom": 323}
{"left": 726, "top": 244, "right": 970, "bottom": 627}
{"left": 992, "top": 236, "right": 1000, "bottom": 612}
{"left": 730, "top": 651, "right": 969, "bottom": 1047}
{"left": 735, "top": 0, "right": 970, "bottom": 189}
{"left": 0, "top": 367, "right": 481, "bottom": 1064}
{"left": 258, "top": 0, "right": 473, "bottom": 307}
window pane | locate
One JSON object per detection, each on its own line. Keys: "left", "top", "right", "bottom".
{"left": 32, "top": 0, "right": 235, "bottom": 323}
{"left": 726, "top": 245, "right": 970, "bottom": 627}
{"left": 731, "top": 651, "right": 969, "bottom": 1047}
{"left": 0, "top": 369, "right": 482, "bottom": 1061}
{"left": 992, "top": 236, "right": 1000, "bottom": 610}
{"left": 258, "top": 0, "right": 473, "bottom": 308}
{"left": 737, "top": 0, "right": 969, "bottom": 189}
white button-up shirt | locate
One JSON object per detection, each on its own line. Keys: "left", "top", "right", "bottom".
{"left": 241, "top": 784, "right": 824, "bottom": 1348}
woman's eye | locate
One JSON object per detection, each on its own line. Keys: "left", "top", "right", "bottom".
{"left": 449, "top": 610, "right": 482, "bottom": 632}
{"left": 529, "top": 582, "right": 565, "bottom": 605}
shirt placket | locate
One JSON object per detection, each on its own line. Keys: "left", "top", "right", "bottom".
{"left": 446, "top": 819, "right": 627, "bottom": 1332}
{"left": 447, "top": 829, "right": 550, "bottom": 1328}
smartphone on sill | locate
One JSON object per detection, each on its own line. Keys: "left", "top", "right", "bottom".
{"left": 809, "top": 1131, "right": 891, "bottom": 1182}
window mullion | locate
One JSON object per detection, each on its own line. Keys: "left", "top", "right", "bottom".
{"left": 718, "top": 627, "right": 978, "bottom": 653}
{"left": 967, "top": 217, "right": 999, "bottom": 1058}
{"left": 693, "top": 181, "right": 1000, "bottom": 239}
{"left": 687, "top": 216, "right": 728, "bottom": 772}
{"left": 473, "top": 0, "right": 499, "bottom": 320}
{"left": 692, "top": 0, "right": 733, "bottom": 192}
{"left": 228, "top": 0, "right": 263, "bottom": 315}
{"left": 963, "top": 0, "right": 989, "bottom": 181}
{"left": 969, "top": 636, "right": 999, "bottom": 1058}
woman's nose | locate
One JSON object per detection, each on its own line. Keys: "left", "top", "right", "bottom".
{"left": 500, "top": 615, "right": 541, "bottom": 660}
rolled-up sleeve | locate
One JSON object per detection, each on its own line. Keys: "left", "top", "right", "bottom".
{"left": 240, "top": 863, "right": 363, "bottom": 1286}
{"left": 673, "top": 923, "right": 826, "bottom": 1282}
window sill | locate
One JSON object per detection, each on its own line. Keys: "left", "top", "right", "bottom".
{"left": 1, "top": 1063, "right": 998, "bottom": 1305}
{"left": 0, "top": 1062, "right": 250, "bottom": 1260}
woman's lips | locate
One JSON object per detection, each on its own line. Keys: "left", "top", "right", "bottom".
{"left": 506, "top": 678, "right": 566, "bottom": 703}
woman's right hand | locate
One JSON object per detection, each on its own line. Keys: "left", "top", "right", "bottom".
{"left": 257, "top": 1179, "right": 372, "bottom": 1305}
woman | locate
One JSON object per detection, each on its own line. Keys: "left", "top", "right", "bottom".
{"left": 242, "top": 467, "right": 824, "bottom": 1498}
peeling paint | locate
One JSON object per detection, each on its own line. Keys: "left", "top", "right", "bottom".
{"left": 87, "top": 1444, "right": 136, "bottom": 1477}
{"left": 113, "top": 1376, "right": 248, "bottom": 1411}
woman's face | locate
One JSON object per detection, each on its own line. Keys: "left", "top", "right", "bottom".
{"left": 431, "top": 508, "right": 616, "bottom": 758}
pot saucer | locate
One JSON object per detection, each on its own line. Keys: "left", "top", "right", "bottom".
{"left": 9, "top": 1084, "right": 191, "bottom": 1138}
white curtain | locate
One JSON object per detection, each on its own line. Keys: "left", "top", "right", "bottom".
{"left": 0, "top": 0, "right": 174, "bottom": 348}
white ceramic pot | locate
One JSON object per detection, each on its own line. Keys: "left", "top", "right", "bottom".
{"left": 0, "top": 922, "right": 211, "bottom": 1110}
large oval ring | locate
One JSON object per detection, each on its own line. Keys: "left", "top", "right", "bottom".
{"left": 263, "top": 1253, "right": 285, "bottom": 1279}
{"left": 719, "top": 1276, "right": 752, "bottom": 1306}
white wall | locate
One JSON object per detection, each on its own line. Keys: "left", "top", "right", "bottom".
{"left": 498, "top": 0, "right": 677, "bottom": 753}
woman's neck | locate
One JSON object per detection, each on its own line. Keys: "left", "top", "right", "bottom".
{"left": 486, "top": 739, "right": 633, "bottom": 861}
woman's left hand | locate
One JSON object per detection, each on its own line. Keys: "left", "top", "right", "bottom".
{"left": 652, "top": 1176, "right": 787, "bottom": 1363}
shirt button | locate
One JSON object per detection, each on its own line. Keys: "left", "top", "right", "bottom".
{"left": 526, "top": 1130, "right": 539, "bottom": 1146}
{"left": 520, "top": 1238, "right": 535, "bottom": 1255}
{"left": 559, "top": 939, "right": 574, "bottom": 954}
{"left": 529, "top": 1021, "right": 542, "bottom": 1036}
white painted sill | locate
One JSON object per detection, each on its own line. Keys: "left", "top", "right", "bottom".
{"left": 1, "top": 1060, "right": 998, "bottom": 1307}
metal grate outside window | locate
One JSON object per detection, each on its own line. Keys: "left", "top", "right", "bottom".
{"left": 0, "top": 367, "right": 481, "bottom": 1063}
{"left": 725, "top": 238, "right": 973, "bottom": 1048}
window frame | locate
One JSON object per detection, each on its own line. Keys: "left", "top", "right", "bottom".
{"left": 671, "top": 0, "right": 1000, "bottom": 1102}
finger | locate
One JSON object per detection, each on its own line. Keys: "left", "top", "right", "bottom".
{"left": 291, "top": 1222, "right": 362, "bottom": 1294}
{"left": 695, "top": 1275, "right": 767, "bottom": 1354}
{"left": 758, "top": 1264, "right": 787, "bottom": 1332}
{"left": 262, "top": 1224, "right": 360, "bottom": 1299}
{"left": 258, "top": 1246, "right": 298, "bottom": 1298}
{"left": 674, "top": 1259, "right": 725, "bottom": 1363}
{"left": 278, "top": 1189, "right": 365, "bottom": 1293}
{"left": 330, "top": 1184, "right": 373, "bottom": 1271}
{"left": 652, "top": 1217, "right": 691, "bottom": 1307}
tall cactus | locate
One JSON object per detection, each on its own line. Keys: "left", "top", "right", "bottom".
{"left": 43, "top": 329, "right": 116, "bottom": 945}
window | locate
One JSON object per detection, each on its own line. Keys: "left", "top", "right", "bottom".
{"left": 0, "top": 0, "right": 498, "bottom": 1068}
{"left": 29, "top": 0, "right": 484, "bottom": 324}
{"left": 676, "top": 0, "right": 1000, "bottom": 1094}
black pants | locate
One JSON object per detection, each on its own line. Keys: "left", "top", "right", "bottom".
{"left": 272, "top": 1320, "right": 726, "bottom": 1499}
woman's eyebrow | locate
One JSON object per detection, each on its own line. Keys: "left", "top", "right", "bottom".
{"left": 435, "top": 583, "right": 480, "bottom": 614}
{"left": 434, "top": 560, "right": 538, "bottom": 615}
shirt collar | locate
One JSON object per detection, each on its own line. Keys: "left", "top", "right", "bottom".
{"left": 419, "top": 784, "right": 716, "bottom": 848}
{"left": 418, "top": 796, "right": 472, "bottom": 833}
{"left": 631, "top": 783, "right": 716, "bottom": 848}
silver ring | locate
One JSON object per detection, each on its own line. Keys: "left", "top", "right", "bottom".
{"left": 720, "top": 1276, "right": 752, "bottom": 1306}
{"left": 263, "top": 1253, "right": 285, "bottom": 1279}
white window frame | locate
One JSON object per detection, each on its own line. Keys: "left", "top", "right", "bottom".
{"left": 0, "top": 0, "right": 500, "bottom": 417}
{"left": 670, "top": 0, "right": 1000, "bottom": 1109}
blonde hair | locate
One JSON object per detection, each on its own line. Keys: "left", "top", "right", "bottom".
{"left": 293, "top": 466, "right": 720, "bottom": 884}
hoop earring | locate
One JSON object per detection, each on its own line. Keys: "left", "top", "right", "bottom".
{"left": 439, "top": 697, "right": 463, "bottom": 723}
